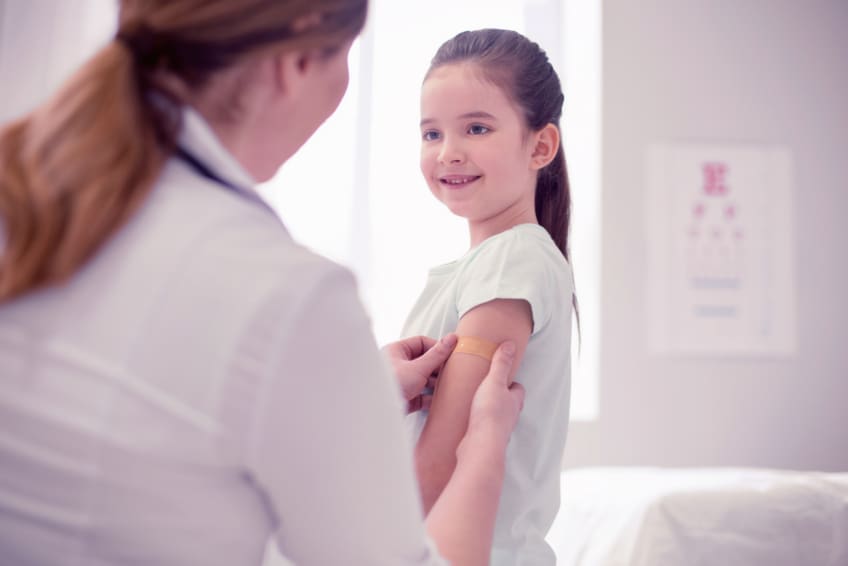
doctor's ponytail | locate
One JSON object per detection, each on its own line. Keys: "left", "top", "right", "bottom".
{"left": 0, "top": 40, "right": 168, "bottom": 302}
{"left": 0, "top": 0, "right": 366, "bottom": 302}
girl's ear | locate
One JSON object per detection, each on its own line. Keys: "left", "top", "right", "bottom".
{"left": 529, "top": 123, "right": 560, "bottom": 170}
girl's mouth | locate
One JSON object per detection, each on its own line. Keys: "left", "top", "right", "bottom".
{"left": 439, "top": 175, "right": 481, "bottom": 188}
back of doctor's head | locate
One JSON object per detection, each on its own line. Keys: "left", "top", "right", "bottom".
{"left": 425, "top": 29, "right": 572, "bottom": 262}
{"left": 0, "top": 0, "right": 367, "bottom": 302}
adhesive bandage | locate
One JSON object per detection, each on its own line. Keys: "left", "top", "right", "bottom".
{"left": 453, "top": 336, "right": 499, "bottom": 361}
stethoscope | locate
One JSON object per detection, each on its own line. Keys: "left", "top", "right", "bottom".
{"left": 175, "top": 146, "right": 278, "bottom": 216}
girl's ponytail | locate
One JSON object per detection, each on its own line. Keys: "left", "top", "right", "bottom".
{"left": 0, "top": 41, "right": 172, "bottom": 301}
{"left": 537, "top": 141, "right": 579, "bottom": 333}
{"left": 535, "top": 144, "right": 570, "bottom": 260}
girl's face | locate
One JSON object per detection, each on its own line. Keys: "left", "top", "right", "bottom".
{"left": 419, "top": 63, "right": 538, "bottom": 227}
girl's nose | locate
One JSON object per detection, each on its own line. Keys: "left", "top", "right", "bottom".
{"left": 438, "top": 139, "right": 465, "bottom": 165}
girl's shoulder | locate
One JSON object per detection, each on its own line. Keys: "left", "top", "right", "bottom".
{"left": 454, "top": 224, "right": 573, "bottom": 335}
{"left": 464, "top": 223, "right": 571, "bottom": 276}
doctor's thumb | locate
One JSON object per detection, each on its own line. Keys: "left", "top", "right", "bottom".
{"left": 413, "top": 333, "right": 457, "bottom": 374}
{"left": 485, "top": 341, "right": 516, "bottom": 387}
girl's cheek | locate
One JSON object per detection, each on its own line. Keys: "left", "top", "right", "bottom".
{"left": 420, "top": 147, "right": 436, "bottom": 167}
{"left": 419, "top": 152, "right": 431, "bottom": 176}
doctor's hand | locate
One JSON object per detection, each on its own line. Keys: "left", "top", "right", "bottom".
{"left": 462, "top": 341, "right": 526, "bottom": 451}
{"left": 382, "top": 334, "right": 458, "bottom": 414}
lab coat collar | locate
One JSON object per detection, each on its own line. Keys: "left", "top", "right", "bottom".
{"left": 176, "top": 106, "right": 258, "bottom": 194}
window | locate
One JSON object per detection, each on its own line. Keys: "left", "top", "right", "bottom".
{"left": 259, "top": 0, "right": 601, "bottom": 420}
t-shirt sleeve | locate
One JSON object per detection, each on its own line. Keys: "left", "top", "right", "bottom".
{"left": 456, "top": 231, "right": 556, "bottom": 335}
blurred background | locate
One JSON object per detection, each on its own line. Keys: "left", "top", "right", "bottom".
{"left": 0, "top": 0, "right": 845, "bottom": 473}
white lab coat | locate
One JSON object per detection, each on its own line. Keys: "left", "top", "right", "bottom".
{"left": 0, "top": 108, "right": 446, "bottom": 566}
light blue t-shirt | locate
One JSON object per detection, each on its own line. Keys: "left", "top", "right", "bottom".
{"left": 403, "top": 223, "right": 573, "bottom": 565}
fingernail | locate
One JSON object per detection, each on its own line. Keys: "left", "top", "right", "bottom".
{"left": 441, "top": 334, "right": 458, "bottom": 347}
{"left": 502, "top": 341, "right": 515, "bottom": 356}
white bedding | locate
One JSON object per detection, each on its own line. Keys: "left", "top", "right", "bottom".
{"left": 546, "top": 467, "right": 848, "bottom": 566}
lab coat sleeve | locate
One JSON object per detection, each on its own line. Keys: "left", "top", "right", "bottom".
{"left": 245, "top": 266, "right": 447, "bottom": 565}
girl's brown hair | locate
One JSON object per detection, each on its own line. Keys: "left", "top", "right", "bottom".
{"left": 0, "top": 0, "right": 367, "bottom": 301}
{"left": 427, "top": 28, "right": 571, "bottom": 261}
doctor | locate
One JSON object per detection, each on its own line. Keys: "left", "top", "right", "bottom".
{"left": 0, "top": 1, "right": 524, "bottom": 565}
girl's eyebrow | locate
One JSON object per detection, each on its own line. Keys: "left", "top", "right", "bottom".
{"left": 458, "top": 111, "right": 496, "bottom": 121}
{"left": 420, "top": 110, "right": 496, "bottom": 127}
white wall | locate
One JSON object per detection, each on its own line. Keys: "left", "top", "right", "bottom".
{"left": 564, "top": 0, "right": 848, "bottom": 471}
{"left": 0, "top": 0, "right": 116, "bottom": 124}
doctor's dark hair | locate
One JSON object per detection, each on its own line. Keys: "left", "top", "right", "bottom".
{"left": 426, "top": 29, "right": 572, "bottom": 262}
{"left": 0, "top": 0, "right": 366, "bottom": 302}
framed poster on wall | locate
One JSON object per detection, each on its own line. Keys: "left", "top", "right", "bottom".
{"left": 645, "top": 143, "right": 797, "bottom": 357}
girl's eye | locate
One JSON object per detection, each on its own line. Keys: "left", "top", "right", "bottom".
{"left": 468, "top": 124, "right": 490, "bottom": 135}
{"left": 422, "top": 130, "right": 441, "bottom": 142}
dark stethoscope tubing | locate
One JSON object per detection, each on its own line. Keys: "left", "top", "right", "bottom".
{"left": 175, "top": 146, "right": 276, "bottom": 215}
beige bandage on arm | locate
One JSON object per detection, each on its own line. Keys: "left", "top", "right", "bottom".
{"left": 453, "top": 336, "right": 499, "bottom": 362}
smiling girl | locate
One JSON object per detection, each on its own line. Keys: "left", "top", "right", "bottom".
{"left": 403, "top": 29, "right": 576, "bottom": 564}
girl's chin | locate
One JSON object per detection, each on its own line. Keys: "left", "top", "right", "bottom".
{"left": 441, "top": 201, "right": 474, "bottom": 219}
{"left": 433, "top": 191, "right": 482, "bottom": 219}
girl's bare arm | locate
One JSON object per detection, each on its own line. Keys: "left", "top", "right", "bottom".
{"left": 414, "top": 298, "right": 532, "bottom": 513}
